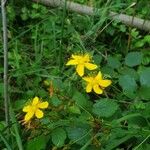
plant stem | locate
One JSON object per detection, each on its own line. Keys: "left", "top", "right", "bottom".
{"left": 1, "top": 0, "right": 9, "bottom": 127}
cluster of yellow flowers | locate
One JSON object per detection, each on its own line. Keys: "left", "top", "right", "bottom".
{"left": 66, "top": 53, "right": 112, "bottom": 94}
{"left": 22, "top": 53, "right": 111, "bottom": 123}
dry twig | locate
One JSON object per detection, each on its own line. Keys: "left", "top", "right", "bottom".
{"left": 32, "top": 0, "right": 150, "bottom": 32}
{"left": 1, "top": 0, "right": 9, "bottom": 126}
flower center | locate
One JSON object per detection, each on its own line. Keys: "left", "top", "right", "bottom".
{"left": 91, "top": 79, "right": 98, "bottom": 85}
{"left": 78, "top": 59, "right": 84, "bottom": 64}
{"left": 32, "top": 105, "right": 38, "bottom": 112}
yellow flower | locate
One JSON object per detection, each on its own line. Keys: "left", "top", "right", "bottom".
{"left": 23, "top": 97, "right": 49, "bottom": 123}
{"left": 66, "top": 54, "right": 97, "bottom": 77}
{"left": 83, "top": 72, "right": 112, "bottom": 94}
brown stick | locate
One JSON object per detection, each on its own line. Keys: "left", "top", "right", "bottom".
{"left": 32, "top": 0, "right": 150, "bottom": 32}
{"left": 1, "top": 0, "right": 9, "bottom": 128}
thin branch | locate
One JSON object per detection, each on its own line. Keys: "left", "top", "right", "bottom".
{"left": 32, "top": 0, "right": 150, "bottom": 32}
{"left": 1, "top": 0, "right": 9, "bottom": 126}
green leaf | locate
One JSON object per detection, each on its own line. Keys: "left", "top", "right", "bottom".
{"left": 13, "top": 99, "right": 26, "bottom": 110}
{"left": 134, "top": 144, "right": 150, "bottom": 150}
{"left": 144, "top": 35, "right": 150, "bottom": 43}
{"left": 119, "top": 75, "right": 137, "bottom": 92}
{"left": 135, "top": 40, "right": 145, "bottom": 48}
{"left": 138, "top": 86, "right": 150, "bottom": 100}
{"left": 141, "top": 103, "right": 150, "bottom": 118}
{"left": 104, "top": 128, "right": 133, "bottom": 150}
{"left": 72, "top": 91, "right": 87, "bottom": 108}
{"left": 26, "top": 135, "right": 47, "bottom": 150}
{"left": 0, "top": 121, "right": 5, "bottom": 131}
{"left": 68, "top": 105, "right": 81, "bottom": 114}
{"left": 105, "top": 135, "right": 133, "bottom": 150}
{"left": 128, "top": 116, "right": 147, "bottom": 127}
{"left": 140, "top": 68, "right": 150, "bottom": 87}
{"left": 92, "top": 99, "right": 118, "bottom": 117}
{"left": 119, "top": 67, "right": 139, "bottom": 80}
{"left": 93, "top": 54, "right": 102, "bottom": 65}
{"left": 66, "top": 125, "right": 91, "bottom": 145}
{"left": 107, "top": 56, "right": 121, "bottom": 69}
{"left": 51, "top": 128, "right": 66, "bottom": 147}
{"left": 125, "top": 52, "right": 143, "bottom": 67}
{"left": 119, "top": 25, "right": 126, "bottom": 32}
{"left": 102, "top": 66, "right": 117, "bottom": 78}
{"left": 51, "top": 95, "right": 62, "bottom": 107}
{"left": 131, "top": 28, "right": 139, "bottom": 38}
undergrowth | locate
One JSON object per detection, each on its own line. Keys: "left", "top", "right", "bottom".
{"left": 0, "top": 0, "right": 150, "bottom": 149}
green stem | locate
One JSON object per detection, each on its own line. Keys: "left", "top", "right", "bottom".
{"left": 0, "top": 132, "right": 12, "bottom": 150}
{"left": 9, "top": 105, "right": 23, "bottom": 150}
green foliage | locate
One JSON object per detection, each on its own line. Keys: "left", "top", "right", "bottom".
{"left": 51, "top": 128, "right": 67, "bottom": 147}
{"left": 66, "top": 124, "right": 91, "bottom": 145}
{"left": 119, "top": 75, "right": 137, "bottom": 97}
{"left": 26, "top": 135, "right": 47, "bottom": 150}
{"left": 125, "top": 52, "right": 143, "bottom": 67}
{"left": 0, "top": 0, "right": 150, "bottom": 149}
{"left": 107, "top": 56, "right": 121, "bottom": 69}
{"left": 140, "top": 68, "right": 150, "bottom": 87}
{"left": 93, "top": 99, "right": 118, "bottom": 117}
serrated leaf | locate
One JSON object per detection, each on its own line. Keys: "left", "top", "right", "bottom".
{"left": 93, "top": 54, "right": 102, "bottom": 64}
{"left": 138, "top": 86, "right": 150, "bottom": 100}
{"left": 119, "top": 67, "right": 139, "bottom": 80}
{"left": 102, "top": 66, "right": 116, "bottom": 77}
{"left": 72, "top": 91, "right": 87, "bottom": 108}
{"left": 26, "top": 135, "right": 47, "bottom": 150}
{"left": 66, "top": 125, "right": 91, "bottom": 145}
{"left": 119, "top": 75, "right": 137, "bottom": 92}
{"left": 140, "top": 68, "right": 150, "bottom": 87}
{"left": 107, "top": 56, "right": 121, "bottom": 69}
{"left": 92, "top": 99, "right": 118, "bottom": 117}
{"left": 68, "top": 105, "right": 81, "bottom": 114}
{"left": 51, "top": 95, "right": 62, "bottom": 107}
{"left": 144, "top": 35, "right": 150, "bottom": 43}
{"left": 125, "top": 52, "right": 142, "bottom": 67}
{"left": 14, "top": 99, "right": 26, "bottom": 110}
{"left": 51, "top": 128, "right": 66, "bottom": 147}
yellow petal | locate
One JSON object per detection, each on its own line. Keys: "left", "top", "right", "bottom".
{"left": 71, "top": 54, "right": 81, "bottom": 59}
{"left": 95, "top": 72, "right": 102, "bottom": 81}
{"left": 35, "top": 109, "right": 44, "bottom": 118}
{"left": 23, "top": 105, "right": 31, "bottom": 112}
{"left": 86, "top": 83, "right": 92, "bottom": 93}
{"left": 83, "top": 77, "right": 93, "bottom": 82}
{"left": 93, "top": 84, "right": 103, "bottom": 94}
{"left": 38, "top": 101, "right": 49, "bottom": 109}
{"left": 66, "top": 59, "right": 78, "bottom": 65}
{"left": 32, "top": 97, "right": 39, "bottom": 105}
{"left": 24, "top": 111, "right": 34, "bottom": 122}
{"left": 83, "top": 54, "right": 90, "bottom": 61}
{"left": 76, "top": 64, "right": 84, "bottom": 76}
{"left": 99, "top": 80, "right": 112, "bottom": 87}
{"left": 85, "top": 63, "right": 97, "bottom": 70}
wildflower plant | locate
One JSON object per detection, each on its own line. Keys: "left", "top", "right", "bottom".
{"left": 66, "top": 54, "right": 97, "bottom": 76}
{"left": 22, "top": 96, "right": 49, "bottom": 123}
{"left": 2, "top": 2, "right": 150, "bottom": 150}
{"left": 66, "top": 53, "right": 112, "bottom": 94}
{"left": 83, "top": 71, "right": 112, "bottom": 94}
